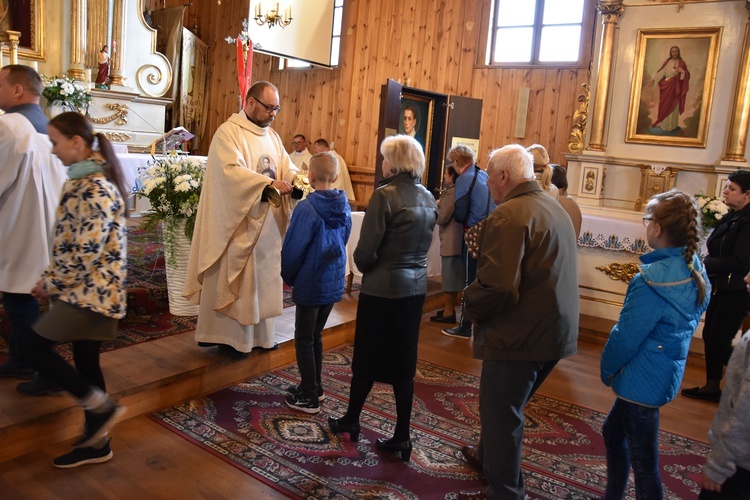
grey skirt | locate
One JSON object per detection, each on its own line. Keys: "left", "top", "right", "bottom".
{"left": 441, "top": 255, "right": 465, "bottom": 292}
{"left": 34, "top": 300, "right": 119, "bottom": 342}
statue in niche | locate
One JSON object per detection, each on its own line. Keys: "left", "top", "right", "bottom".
{"left": 96, "top": 45, "right": 110, "bottom": 88}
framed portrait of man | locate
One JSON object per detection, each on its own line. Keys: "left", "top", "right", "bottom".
{"left": 625, "top": 27, "right": 722, "bottom": 148}
{"left": 399, "top": 93, "right": 434, "bottom": 166}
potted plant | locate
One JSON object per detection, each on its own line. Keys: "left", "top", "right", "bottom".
{"left": 136, "top": 151, "right": 206, "bottom": 315}
{"left": 41, "top": 75, "right": 92, "bottom": 114}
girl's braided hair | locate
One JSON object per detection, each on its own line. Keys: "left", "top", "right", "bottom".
{"left": 645, "top": 189, "right": 706, "bottom": 305}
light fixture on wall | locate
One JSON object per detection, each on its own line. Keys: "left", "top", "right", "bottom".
{"left": 254, "top": 2, "right": 292, "bottom": 29}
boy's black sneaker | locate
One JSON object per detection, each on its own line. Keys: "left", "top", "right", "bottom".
{"left": 286, "top": 384, "right": 325, "bottom": 401}
{"left": 442, "top": 323, "right": 472, "bottom": 339}
{"left": 53, "top": 440, "right": 113, "bottom": 468}
{"left": 76, "top": 404, "right": 126, "bottom": 448}
{"left": 285, "top": 393, "right": 320, "bottom": 414}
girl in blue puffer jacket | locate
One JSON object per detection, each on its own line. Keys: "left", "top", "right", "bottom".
{"left": 601, "top": 190, "right": 710, "bottom": 499}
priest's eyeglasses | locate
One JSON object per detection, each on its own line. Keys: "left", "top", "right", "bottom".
{"left": 642, "top": 216, "right": 654, "bottom": 227}
{"left": 253, "top": 97, "right": 282, "bottom": 114}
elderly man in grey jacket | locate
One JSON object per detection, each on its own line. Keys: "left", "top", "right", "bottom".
{"left": 460, "top": 144, "right": 579, "bottom": 500}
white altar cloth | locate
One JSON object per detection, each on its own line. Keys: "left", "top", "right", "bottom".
{"left": 579, "top": 208, "right": 651, "bottom": 255}
{"left": 346, "top": 211, "right": 442, "bottom": 280}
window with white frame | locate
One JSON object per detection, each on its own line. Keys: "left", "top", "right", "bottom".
{"left": 486, "top": 0, "right": 592, "bottom": 66}
{"left": 280, "top": 0, "right": 344, "bottom": 69}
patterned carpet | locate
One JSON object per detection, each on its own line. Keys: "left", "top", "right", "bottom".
{"left": 151, "top": 345, "right": 708, "bottom": 499}
{"left": 0, "top": 224, "right": 196, "bottom": 361}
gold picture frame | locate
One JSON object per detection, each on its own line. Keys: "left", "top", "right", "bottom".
{"left": 625, "top": 27, "right": 722, "bottom": 148}
{"left": 0, "top": 0, "right": 44, "bottom": 61}
{"left": 399, "top": 92, "right": 434, "bottom": 183}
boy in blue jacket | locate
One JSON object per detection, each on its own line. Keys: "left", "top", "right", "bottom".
{"left": 281, "top": 152, "right": 351, "bottom": 414}
{"left": 600, "top": 190, "right": 710, "bottom": 499}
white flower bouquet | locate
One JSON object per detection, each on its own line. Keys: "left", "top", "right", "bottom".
{"left": 695, "top": 193, "right": 729, "bottom": 233}
{"left": 136, "top": 152, "right": 206, "bottom": 262}
{"left": 42, "top": 75, "right": 92, "bottom": 111}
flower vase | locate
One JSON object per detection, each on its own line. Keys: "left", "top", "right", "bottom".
{"left": 48, "top": 103, "right": 67, "bottom": 118}
{"left": 161, "top": 219, "right": 199, "bottom": 316}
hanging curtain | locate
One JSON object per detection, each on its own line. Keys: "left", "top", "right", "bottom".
{"left": 179, "top": 28, "right": 209, "bottom": 152}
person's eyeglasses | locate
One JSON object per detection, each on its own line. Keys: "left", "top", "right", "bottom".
{"left": 292, "top": 140, "right": 304, "bottom": 145}
{"left": 252, "top": 97, "right": 281, "bottom": 114}
{"left": 642, "top": 216, "right": 654, "bottom": 227}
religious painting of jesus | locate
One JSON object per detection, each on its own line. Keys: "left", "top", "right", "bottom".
{"left": 625, "top": 27, "right": 721, "bottom": 148}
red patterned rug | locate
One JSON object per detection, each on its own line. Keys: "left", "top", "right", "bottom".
{"left": 150, "top": 345, "right": 708, "bottom": 499}
{"left": 0, "top": 225, "right": 196, "bottom": 361}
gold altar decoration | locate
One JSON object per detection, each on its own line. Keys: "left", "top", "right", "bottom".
{"left": 588, "top": 0, "right": 625, "bottom": 152}
{"left": 100, "top": 132, "right": 132, "bottom": 142}
{"left": 634, "top": 165, "right": 678, "bottom": 211}
{"left": 596, "top": 262, "right": 640, "bottom": 284}
{"left": 0, "top": 30, "right": 20, "bottom": 65}
{"left": 723, "top": 6, "right": 750, "bottom": 162}
{"left": 0, "top": 0, "right": 43, "bottom": 61}
{"left": 568, "top": 82, "right": 590, "bottom": 154}
{"left": 87, "top": 103, "right": 129, "bottom": 125}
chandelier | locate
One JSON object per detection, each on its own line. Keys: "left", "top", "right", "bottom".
{"left": 254, "top": 2, "right": 292, "bottom": 29}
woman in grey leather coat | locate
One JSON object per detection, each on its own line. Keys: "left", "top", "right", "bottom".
{"left": 328, "top": 135, "right": 437, "bottom": 462}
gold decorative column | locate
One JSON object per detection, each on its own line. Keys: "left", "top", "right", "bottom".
{"left": 722, "top": 4, "right": 750, "bottom": 162}
{"left": 108, "top": 0, "right": 127, "bottom": 87}
{"left": 0, "top": 31, "right": 21, "bottom": 65}
{"left": 587, "top": 0, "right": 625, "bottom": 152}
{"left": 67, "top": 0, "right": 87, "bottom": 80}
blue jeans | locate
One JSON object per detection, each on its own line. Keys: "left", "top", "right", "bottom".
{"left": 2, "top": 292, "right": 40, "bottom": 369}
{"left": 603, "top": 398, "right": 662, "bottom": 500}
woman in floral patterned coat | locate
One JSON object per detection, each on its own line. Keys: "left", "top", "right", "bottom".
{"left": 22, "top": 112, "right": 128, "bottom": 469}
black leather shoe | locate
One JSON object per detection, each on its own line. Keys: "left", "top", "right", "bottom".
{"left": 681, "top": 386, "right": 721, "bottom": 403}
{"left": 376, "top": 437, "right": 413, "bottom": 462}
{"left": 461, "top": 444, "right": 482, "bottom": 472}
{"left": 430, "top": 311, "right": 457, "bottom": 324}
{"left": 16, "top": 376, "right": 64, "bottom": 396}
{"left": 328, "top": 417, "right": 361, "bottom": 442}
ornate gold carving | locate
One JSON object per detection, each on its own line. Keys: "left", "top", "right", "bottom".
{"left": 597, "top": 0, "right": 625, "bottom": 22}
{"left": 568, "top": 82, "right": 590, "bottom": 154}
{"left": 100, "top": 132, "right": 132, "bottom": 142}
{"left": 584, "top": 170, "right": 596, "bottom": 192}
{"left": 723, "top": 21, "right": 750, "bottom": 162}
{"left": 596, "top": 262, "right": 640, "bottom": 284}
{"left": 88, "top": 103, "right": 129, "bottom": 125}
{"left": 0, "top": 31, "right": 21, "bottom": 64}
{"left": 1, "top": 0, "right": 44, "bottom": 61}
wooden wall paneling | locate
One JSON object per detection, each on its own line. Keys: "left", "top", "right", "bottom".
{"left": 540, "top": 69, "right": 563, "bottom": 160}
{"left": 439, "top": 2, "right": 462, "bottom": 95}
{"left": 420, "top": 1, "right": 440, "bottom": 91}
{"left": 360, "top": 0, "right": 389, "bottom": 172}
{"left": 392, "top": 1, "right": 408, "bottom": 84}
{"left": 472, "top": 68, "right": 490, "bottom": 156}
{"left": 456, "top": 1, "right": 483, "bottom": 98}
{"left": 334, "top": 0, "right": 360, "bottom": 168}
{"left": 346, "top": 0, "right": 373, "bottom": 169}
{"left": 524, "top": 69, "right": 548, "bottom": 147}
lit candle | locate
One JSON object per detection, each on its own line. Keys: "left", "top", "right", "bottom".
{"left": 85, "top": 68, "right": 91, "bottom": 85}
{"left": 31, "top": 61, "right": 38, "bottom": 71}
{"left": 256, "top": 2, "right": 261, "bottom": 17}
{"left": 276, "top": 2, "right": 280, "bottom": 14}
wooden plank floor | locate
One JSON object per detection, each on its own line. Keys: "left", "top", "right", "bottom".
{"left": 0, "top": 289, "right": 719, "bottom": 499}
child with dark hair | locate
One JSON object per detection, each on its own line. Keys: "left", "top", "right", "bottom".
{"left": 22, "top": 112, "right": 128, "bottom": 468}
{"left": 601, "top": 189, "right": 710, "bottom": 498}
{"left": 281, "top": 152, "right": 351, "bottom": 413}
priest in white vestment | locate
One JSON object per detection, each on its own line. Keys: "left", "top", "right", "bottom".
{"left": 313, "top": 138, "right": 356, "bottom": 203}
{"left": 184, "top": 81, "right": 299, "bottom": 355}
{"left": 289, "top": 134, "right": 313, "bottom": 171}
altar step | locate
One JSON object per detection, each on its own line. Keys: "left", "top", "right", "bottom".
{"left": 0, "top": 283, "right": 444, "bottom": 464}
